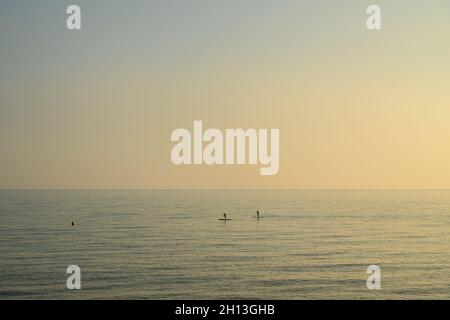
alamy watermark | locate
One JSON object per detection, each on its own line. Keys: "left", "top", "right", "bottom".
{"left": 66, "top": 5, "right": 81, "bottom": 30}
{"left": 66, "top": 265, "right": 81, "bottom": 290}
{"left": 171, "top": 121, "right": 280, "bottom": 176}
{"left": 366, "top": 5, "right": 382, "bottom": 30}
{"left": 66, "top": 4, "right": 381, "bottom": 31}
{"left": 366, "top": 265, "right": 381, "bottom": 290}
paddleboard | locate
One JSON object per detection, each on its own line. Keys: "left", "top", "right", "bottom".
{"left": 218, "top": 219, "right": 232, "bottom": 221}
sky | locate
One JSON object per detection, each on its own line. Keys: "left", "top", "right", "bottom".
{"left": 1, "top": 0, "right": 450, "bottom": 189}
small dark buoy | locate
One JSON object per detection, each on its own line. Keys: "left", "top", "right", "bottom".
{"left": 71, "top": 221, "right": 74, "bottom": 226}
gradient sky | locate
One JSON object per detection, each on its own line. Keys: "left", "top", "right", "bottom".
{"left": 1, "top": 0, "right": 450, "bottom": 189}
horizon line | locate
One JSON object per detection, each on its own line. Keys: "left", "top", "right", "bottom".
{"left": 1, "top": 188, "right": 450, "bottom": 191}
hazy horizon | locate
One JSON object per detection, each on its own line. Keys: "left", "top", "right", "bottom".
{"left": 3, "top": 188, "right": 450, "bottom": 191}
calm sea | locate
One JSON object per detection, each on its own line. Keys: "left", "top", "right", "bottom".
{"left": 0, "top": 190, "right": 449, "bottom": 299}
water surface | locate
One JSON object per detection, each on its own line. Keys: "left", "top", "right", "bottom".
{"left": 1, "top": 190, "right": 449, "bottom": 299}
